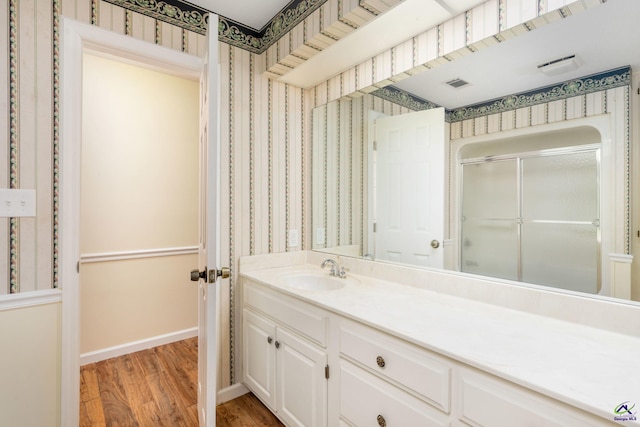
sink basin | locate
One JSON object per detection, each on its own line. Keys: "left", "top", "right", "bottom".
{"left": 279, "top": 272, "right": 356, "bottom": 291}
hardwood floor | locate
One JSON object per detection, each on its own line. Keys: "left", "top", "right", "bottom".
{"left": 80, "top": 338, "right": 283, "bottom": 426}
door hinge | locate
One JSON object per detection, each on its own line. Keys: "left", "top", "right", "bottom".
{"left": 325, "top": 365, "right": 330, "bottom": 379}
{"left": 373, "top": 140, "right": 377, "bottom": 151}
{"left": 373, "top": 222, "right": 377, "bottom": 233}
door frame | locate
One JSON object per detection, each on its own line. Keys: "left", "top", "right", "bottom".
{"left": 59, "top": 18, "right": 203, "bottom": 426}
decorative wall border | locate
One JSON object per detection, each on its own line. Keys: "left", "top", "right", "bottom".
{"left": 103, "top": 0, "right": 208, "bottom": 34}
{"left": 104, "top": 0, "right": 327, "bottom": 54}
{"left": 373, "top": 66, "right": 632, "bottom": 124}
{"left": 371, "top": 86, "right": 442, "bottom": 112}
{"left": 447, "top": 66, "right": 632, "bottom": 122}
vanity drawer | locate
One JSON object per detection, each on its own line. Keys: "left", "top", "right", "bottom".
{"left": 340, "top": 320, "right": 451, "bottom": 413}
{"left": 340, "top": 361, "right": 450, "bottom": 427}
{"left": 244, "top": 280, "right": 328, "bottom": 347}
{"left": 458, "top": 369, "right": 612, "bottom": 427}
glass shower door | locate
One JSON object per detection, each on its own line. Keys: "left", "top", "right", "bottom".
{"left": 521, "top": 151, "right": 599, "bottom": 293}
{"left": 460, "top": 147, "right": 600, "bottom": 293}
{"left": 461, "top": 160, "right": 519, "bottom": 281}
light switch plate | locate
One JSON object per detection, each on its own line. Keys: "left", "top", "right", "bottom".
{"left": 0, "top": 189, "right": 36, "bottom": 217}
{"left": 288, "top": 229, "right": 299, "bottom": 248}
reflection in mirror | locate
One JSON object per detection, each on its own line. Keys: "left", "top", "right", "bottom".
{"left": 311, "top": 76, "right": 634, "bottom": 302}
{"left": 460, "top": 140, "right": 600, "bottom": 294}
{"left": 310, "top": 0, "right": 640, "bottom": 303}
{"left": 311, "top": 94, "right": 416, "bottom": 259}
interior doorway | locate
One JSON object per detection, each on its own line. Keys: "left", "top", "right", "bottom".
{"left": 78, "top": 52, "right": 200, "bottom": 362}
{"left": 59, "top": 17, "right": 212, "bottom": 426}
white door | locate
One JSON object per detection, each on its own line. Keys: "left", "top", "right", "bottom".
{"left": 373, "top": 108, "right": 445, "bottom": 268}
{"left": 191, "top": 13, "right": 223, "bottom": 427}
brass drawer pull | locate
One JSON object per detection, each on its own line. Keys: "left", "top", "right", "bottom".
{"left": 377, "top": 414, "right": 386, "bottom": 427}
{"left": 376, "top": 356, "right": 386, "bottom": 368}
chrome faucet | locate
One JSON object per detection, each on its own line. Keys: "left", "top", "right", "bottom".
{"left": 321, "top": 258, "right": 346, "bottom": 278}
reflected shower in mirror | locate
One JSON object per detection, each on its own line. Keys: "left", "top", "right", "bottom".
{"left": 309, "top": 0, "right": 640, "bottom": 303}
{"left": 311, "top": 85, "right": 632, "bottom": 301}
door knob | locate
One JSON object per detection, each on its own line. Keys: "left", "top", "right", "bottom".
{"left": 190, "top": 267, "right": 230, "bottom": 283}
{"left": 431, "top": 239, "right": 440, "bottom": 249}
{"left": 190, "top": 269, "right": 206, "bottom": 281}
{"left": 217, "top": 267, "right": 230, "bottom": 279}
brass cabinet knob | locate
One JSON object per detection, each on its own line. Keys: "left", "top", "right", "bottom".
{"left": 376, "top": 356, "right": 386, "bottom": 368}
{"left": 377, "top": 414, "right": 386, "bottom": 427}
{"left": 267, "top": 336, "right": 273, "bottom": 344}
{"left": 275, "top": 341, "right": 280, "bottom": 349}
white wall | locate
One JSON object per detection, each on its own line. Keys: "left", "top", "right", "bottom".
{"left": 0, "top": 301, "right": 61, "bottom": 427}
{"left": 80, "top": 53, "right": 199, "bottom": 355}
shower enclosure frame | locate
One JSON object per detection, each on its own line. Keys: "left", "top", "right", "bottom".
{"left": 446, "top": 114, "right": 622, "bottom": 297}
{"left": 458, "top": 144, "right": 602, "bottom": 293}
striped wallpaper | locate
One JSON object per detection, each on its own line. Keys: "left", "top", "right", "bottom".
{"left": 312, "top": 94, "right": 413, "bottom": 256}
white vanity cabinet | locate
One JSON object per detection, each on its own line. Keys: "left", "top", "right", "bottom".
{"left": 455, "top": 368, "right": 617, "bottom": 427}
{"left": 242, "top": 280, "right": 329, "bottom": 427}
{"left": 338, "top": 319, "right": 452, "bottom": 427}
{"left": 240, "top": 266, "right": 624, "bottom": 427}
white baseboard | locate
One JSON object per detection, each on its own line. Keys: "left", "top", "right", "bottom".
{"left": 217, "top": 383, "right": 249, "bottom": 404}
{"left": 80, "top": 327, "right": 198, "bottom": 366}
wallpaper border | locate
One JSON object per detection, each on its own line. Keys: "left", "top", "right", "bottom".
{"left": 103, "top": 0, "right": 327, "bottom": 54}
{"left": 374, "top": 66, "right": 632, "bottom": 123}
{"left": 447, "top": 66, "right": 632, "bottom": 122}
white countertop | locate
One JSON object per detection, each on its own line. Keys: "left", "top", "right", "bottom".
{"left": 241, "top": 263, "right": 640, "bottom": 424}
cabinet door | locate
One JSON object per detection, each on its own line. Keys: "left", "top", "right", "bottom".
{"left": 277, "top": 327, "right": 328, "bottom": 427}
{"left": 243, "top": 309, "right": 277, "bottom": 409}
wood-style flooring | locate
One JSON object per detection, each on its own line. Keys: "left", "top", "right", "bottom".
{"left": 80, "top": 337, "right": 283, "bottom": 426}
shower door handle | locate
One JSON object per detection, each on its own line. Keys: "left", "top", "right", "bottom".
{"left": 431, "top": 240, "right": 440, "bottom": 249}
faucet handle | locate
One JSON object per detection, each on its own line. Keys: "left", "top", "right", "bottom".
{"left": 337, "top": 267, "right": 346, "bottom": 278}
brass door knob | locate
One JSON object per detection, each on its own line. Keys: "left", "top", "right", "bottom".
{"left": 431, "top": 239, "right": 440, "bottom": 249}
{"left": 217, "top": 267, "right": 230, "bottom": 279}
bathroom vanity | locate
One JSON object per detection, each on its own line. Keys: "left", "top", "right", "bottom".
{"left": 240, "top": 251, "right": 640, "bottom": 427}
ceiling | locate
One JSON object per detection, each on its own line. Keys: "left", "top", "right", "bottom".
{"left": 185, "top": 0, "right": 293, "bottom": 30}
{"left": 278, "top": 0, "right": 485, "bottom": 88}
{"left": 185, "top": 0, "right": 638, "bottom": 110}
{"left": 392, "top": 0, "right": 640, "bottom": 109}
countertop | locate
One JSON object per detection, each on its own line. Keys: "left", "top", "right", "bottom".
{"left": 241, "top": 263, "right": 640, "bottom": 424}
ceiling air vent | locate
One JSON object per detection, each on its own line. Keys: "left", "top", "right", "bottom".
{"left": 445, "top": 78, "right": 469, "bottom": 88}
{"left": 537, "top": 55, "right": 579, "bottom": 76}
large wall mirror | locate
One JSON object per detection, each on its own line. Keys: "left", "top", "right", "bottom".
{"left": 311, "top": 0, "right": 640, "bottom": 304}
